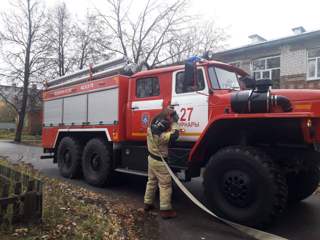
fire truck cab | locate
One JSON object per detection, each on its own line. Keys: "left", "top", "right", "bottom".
{"left": 42, "top": 57, "right": 320, "bottom": 227}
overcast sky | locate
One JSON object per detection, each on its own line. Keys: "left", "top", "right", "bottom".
{"left": 3, "top": 0, "right": 320, "bottom": 49}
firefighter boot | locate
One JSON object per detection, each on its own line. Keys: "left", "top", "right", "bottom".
{"left": 160, "top": 209, "right": 177, "bottom": 219}
{"left": 144, "top": 204, "right": 155, "bottom": 212}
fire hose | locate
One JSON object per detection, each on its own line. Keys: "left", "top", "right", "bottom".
{"left": 151, "top": 132, "right": 287, "bottom": 240}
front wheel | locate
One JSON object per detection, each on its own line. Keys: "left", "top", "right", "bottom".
{"left": 203, "top": 146, "right": 288, "bottom": 227}
{"left": 287, "top": 166, "right": 320, "bottom": 203}
{"left": 82, "top": 138, "right": 113, "bottom": 187}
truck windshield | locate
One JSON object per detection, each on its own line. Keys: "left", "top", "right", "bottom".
{"left": 208, "top": 66, "right": 240, "bottom": 90}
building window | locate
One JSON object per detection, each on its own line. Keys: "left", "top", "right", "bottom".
{"left": 252, "top": 56, "right": 280, "bottom": 88}
{"left": 307, "top": 48, "right": 320, "bottom": 80}
{"left": 136, "top": 77, "right": 160, "bottom": 98}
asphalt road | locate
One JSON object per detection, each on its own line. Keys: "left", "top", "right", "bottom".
{"left": 0, "top": 140, "right": 319, "bottom": 240}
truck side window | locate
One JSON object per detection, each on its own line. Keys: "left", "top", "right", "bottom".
{"left": 176, "top": 69, "right": 205, "bottom": 94}
{"left": 136, "top": 77, "right": 160, "bottom": 98}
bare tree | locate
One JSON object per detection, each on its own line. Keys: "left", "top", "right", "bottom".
{"left": 0, "top": 0, "right": 49, "bottom": 142}
{"left": 97, "top": 0, "right": 228, "bottom": 69}
{"left": 97, "top": 0, "right": 193, "bottom": 69}
{"left": 73, "top": 12, "right": 113, "bottom": 70}
{"left": 0, "top": 85, "right": 21, "bottom": 120}
{"left": 167, "top": 20, "right": 229, "bottom": 63}
{"left": 46, "top": 2, "right": 74, "bottom": 77}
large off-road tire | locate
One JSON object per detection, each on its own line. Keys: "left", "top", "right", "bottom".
{"left": 203, "top": 146, "right": 288, "bottom": 227}
{"left": 57, "top": 137, "right": 82, "bottom": 178}
{"left": 82, "top": 138, "right": 113, "bottom": 187}
{"left": 287, "top": 166, "right": 320, "bottom": 203}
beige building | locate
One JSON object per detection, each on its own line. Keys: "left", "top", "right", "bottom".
{"left": 213, "top": 27, "right": 320, "bottom": 89}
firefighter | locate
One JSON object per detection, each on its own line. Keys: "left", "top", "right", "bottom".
{"left": 144, "top": 106, "right": 180, "bottom": 219}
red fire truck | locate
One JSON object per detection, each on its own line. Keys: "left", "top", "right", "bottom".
{"left": 42, "top": 57, "right": 320, "bottom": 227}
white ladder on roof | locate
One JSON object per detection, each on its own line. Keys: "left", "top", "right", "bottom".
{"left": 46, "top": 57, "right": 137, "bottom": 90}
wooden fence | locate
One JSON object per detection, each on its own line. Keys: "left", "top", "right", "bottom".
{"left": 0, "top": 163, "right": 43, "bottom": 226}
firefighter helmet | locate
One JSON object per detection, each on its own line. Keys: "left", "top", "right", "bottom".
{"left": 151, "top": 118, "right": 170, "bottom": 135}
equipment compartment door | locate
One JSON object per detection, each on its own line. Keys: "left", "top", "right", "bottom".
{"left": 171, "top": 67, "right": 209, "bottom": 141}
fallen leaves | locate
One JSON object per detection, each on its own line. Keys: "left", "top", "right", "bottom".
{"left": 0, "top": 161, "right": 158, "bottom": 240}
{"left": 12, "top": 228, "right": 28, "bottom": 237}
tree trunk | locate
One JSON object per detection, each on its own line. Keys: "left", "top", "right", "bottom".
{"left": 15, "top": 111, "right": 26, "bottom": 142}
{"left": 14, "top": 50, "right": 31, "bottom": 142}
{"left": 15, "top": 59, "right": 30, "bottom": 142}
{"left": 14, "top": 0, "right": 32, "bottom": 143}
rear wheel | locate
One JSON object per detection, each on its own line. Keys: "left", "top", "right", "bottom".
{"left": 287, "top": 166, "right": 320, "bottom": 203}
{"left": 57, "top": 137, "right": 82, "bottom": 178}
{"left": 203, "top": 146, "right": 288, "bottom": 227}
{"left": 82, "top": 138, "right": 113, "bottom": 187}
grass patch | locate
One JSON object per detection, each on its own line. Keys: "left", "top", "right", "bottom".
{"left": 0, "top": 130, "right": 41, "bottom": 141}
{"left": 0, "top": 130, "right": 41, "bottom": 146}
{"left": 0, "top": 129, "right": 15, "bottom": 139}
{"left": 0, "top": 160, "right": 158, "bottom": 240}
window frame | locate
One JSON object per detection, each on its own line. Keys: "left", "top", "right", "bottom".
{"left": 228, "top": 61, "right": 241, "bottom": 68}
{"left": 307, "top": 48, "right": 320, "bottom": 81}
{"left": 251, "top": 55, "right": 280, "bottom": 81}
{"left": 174, "top": 68, "right": 206, "bottom": 94}
{"left": 171, "top": 67, "right": 208, "bottom": 96}
{"left": 135, "top": 76, "right": 160, "bottom": 99}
